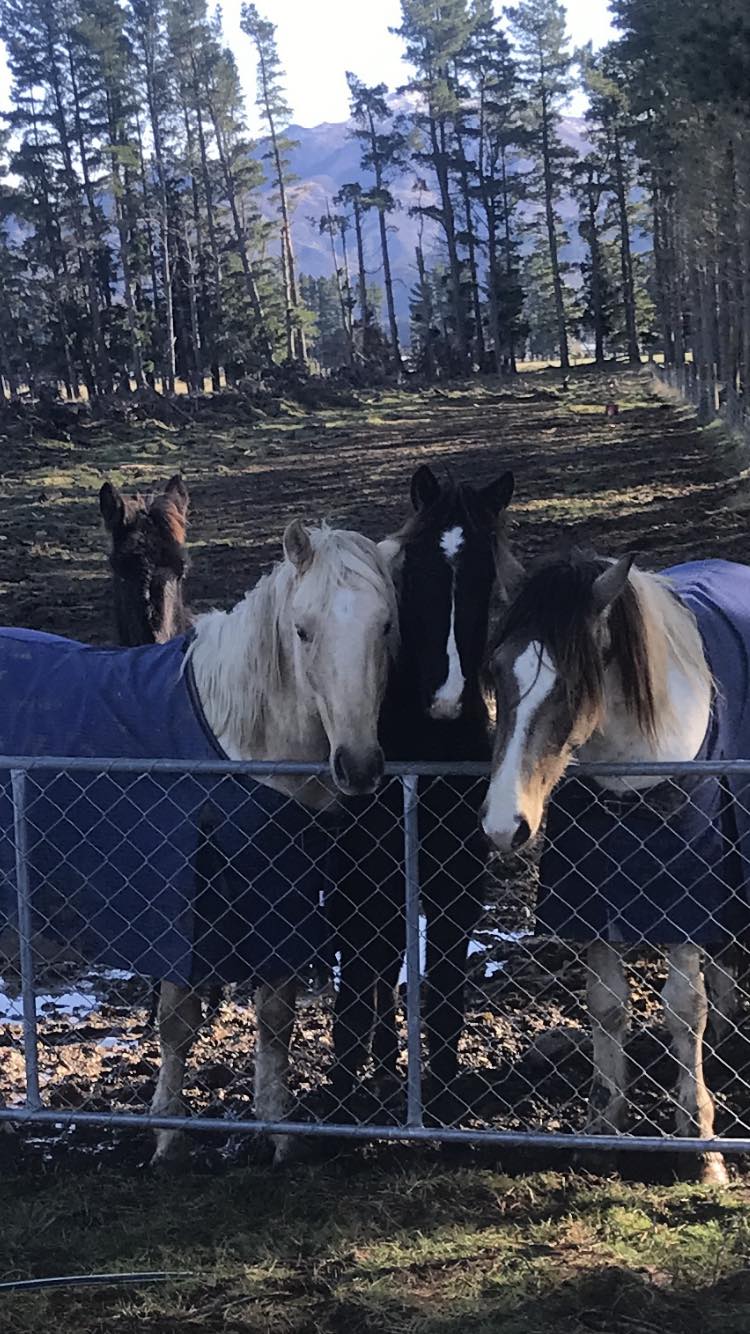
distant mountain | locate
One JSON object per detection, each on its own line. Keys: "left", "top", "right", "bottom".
{"left": 254, "top": 113, "right": 598, "bottom": 338}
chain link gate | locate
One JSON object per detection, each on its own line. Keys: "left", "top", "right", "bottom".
{"left": 1, "top": 756, "right": 750, "bottom": 1165}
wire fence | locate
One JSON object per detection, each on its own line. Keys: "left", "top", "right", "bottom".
{"left": 1, "top": 755, "right": 749, "bottom": 1163}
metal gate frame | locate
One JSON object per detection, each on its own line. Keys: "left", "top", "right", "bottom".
{"left": 2, "top": 754, "right": 750, "bottom": 1162}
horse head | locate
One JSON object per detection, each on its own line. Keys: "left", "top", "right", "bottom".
{"left": 100, "top": 475, "right": 190, "bottom": 646}
{"left": 282, "top": 521, "right": 400, "bottom": 796}
{"left": 386, "top": 464, "right": 515, "bottom": 727}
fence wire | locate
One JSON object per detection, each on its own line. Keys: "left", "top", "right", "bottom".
{"left": 1, "top": 756, "right": 749, "bottom": 1162}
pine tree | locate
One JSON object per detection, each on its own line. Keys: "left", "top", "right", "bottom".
{"left": 507, "top": 0, "right": 574, "bottom": 369}
{"left": 346, "top": 74, "right": 406, "bottom": 367}
{"left": 335, "top": 182, "right": 374, "bottom": 357}
{"left": 462, "top": 0, "right": 527, "bottom": 370}
{"left": 395, "top": 0, "right": 476, "bottom": 375}
{"left": 581, "top": 46, "right": 641, "bottom": 364}
{"left": 241, "top": 3, "right": 307, "bottom": 366}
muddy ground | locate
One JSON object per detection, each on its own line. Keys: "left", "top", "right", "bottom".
{"left": 1, "top": 365, "right": 750, "bottom": 1173}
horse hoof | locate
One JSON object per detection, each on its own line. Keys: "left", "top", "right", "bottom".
{"left": 271, "top": 1135, "right": 298, "bottom": 1168}
{"left": 700, "top": 1153, "right": 729, "bottom": 1187}
{"left": 149, "top": 1133, "right": 189, "bottom": 1171}
{"left": 574, "top": 1148, "right": 618, "bottom": 1178}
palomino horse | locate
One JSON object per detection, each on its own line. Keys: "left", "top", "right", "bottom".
{"left": 329, "top": 465, "right": 517, "bottom": 1114}
{"left": 99, "top": 475, "right": 191, "bottom": 645}
{"left": 482, "top": 552, "right": 750, "bottom": 1184}
{"left": 0, "top": 522, "right": 398, "bottom": 1166}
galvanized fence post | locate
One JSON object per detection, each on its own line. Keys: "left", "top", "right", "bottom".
{"left": 402, "top": 773, "right": 423, "bottom": 1128}
{"left": 11, "top": 767, "right": 42, "bottom": 1110}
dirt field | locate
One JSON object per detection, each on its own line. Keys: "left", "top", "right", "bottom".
{"left": 2, "top": 365, "right": 750, "bottom": 1332}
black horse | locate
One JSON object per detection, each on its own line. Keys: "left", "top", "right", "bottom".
{"left": 329, "top": 464, "right": 518, "bottom": 1115}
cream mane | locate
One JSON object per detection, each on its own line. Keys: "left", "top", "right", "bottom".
{"left": 186, "top": 525, "right": 398, "bottom": 767}
{"left": 627, "top": 567, "right": 713, "bottom": 740}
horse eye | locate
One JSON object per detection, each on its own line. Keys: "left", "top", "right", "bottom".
{"left": 296, "top": 626, "right": 309, "bottom": 643}
{"left": 384, "top": 620, "right": 392, "bottom": 636}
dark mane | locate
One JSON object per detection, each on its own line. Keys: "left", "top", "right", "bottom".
{"left": 493, "top": 550, "right": 660, "bottom": 739}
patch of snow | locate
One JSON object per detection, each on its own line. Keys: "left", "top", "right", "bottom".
{"left": 88, "top": 968, "right": 134, "bottom": 983}
{"left": 484, "top": 960, "right": 507, "bottom": 978}
{"left": 398, "top": 914, "right": 427, "bottom": 986}
{"left": 0, "top": 988, "right": 100, "bottom": 1025}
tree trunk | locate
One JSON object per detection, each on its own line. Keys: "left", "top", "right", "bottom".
{"left": 206, "top": 95, "right": 273, "bottom": 364}
{"left": 66, "top": 33, "right": 111, "bottom": 308}
{"left": 325, "top": 201, "right": 353, "bottom": 364}
{"left": 256, "top": 46, "right": 307, "bottom": 365}
{"left": 416, "top": 243, "right": 436, "bottom": 380}
{"left": 651, "top": 176, "right": 673, "bottom": 364}
{"left": 191, "top": 65, "right": 224, "bottom": 388}
{"left": 352, "top": 197, "right": 369, "bottom": 357}
{"left": 364, "top": 107, "right": 402, "bottom": 367}
{"left": 339, "top": 221, "right": 354, "bottom": 341}
{"left": 586, "top": 183, "right": 605, "bottom": 365}
{"left": 429, "top": 112, "right": 469, "bottom": 375}
{"left": 46, "top": 24, "right": 109, "bottom": 394}
{"left": 500, "top": 148, "right": 518, "bottom": 373}
{"left": 453, "top": 109, "right": 484, "bottom": 367}
{"left": 613, "top": 128, "right": 640, "bottom": 365}
{"left": 540, "top": 81, "right": 569, "bottom": 371}
{"left": 134, "top": 108, "right": 161, "bottom": 319}
{"left": 106, "top": 91, "right": 145, "bottom": 390}
{"left": 141, "top": 31, "right": 176, "bottom": 394}
{"left": 739, "top": 137, "right": 750, "bottom": 402}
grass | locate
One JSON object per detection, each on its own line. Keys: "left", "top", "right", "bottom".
{"left": 1, "top": 1162, "right": 749, "bottom": 1333}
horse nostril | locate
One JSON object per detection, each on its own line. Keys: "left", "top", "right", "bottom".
{"left": 332, "top": 745, "right": 384, "bottom": 795}
{"left": 333, "top": 746, "right": 348, "bottom": 787}
{"left": 511, "top": 818, "right": 531, "bottom": 850}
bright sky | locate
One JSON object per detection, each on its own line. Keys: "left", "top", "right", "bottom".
{"left": 0, "top": 0, "right": 615, "bottom": 126}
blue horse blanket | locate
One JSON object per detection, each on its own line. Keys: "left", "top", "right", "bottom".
{"left": 0, "top": 629, "right": 331, "bottom": 985}
{"left": 538, "top": 560, "right": 750, "bottom": 946}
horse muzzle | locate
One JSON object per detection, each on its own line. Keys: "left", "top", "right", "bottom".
{"left": 332, "top": 744, "right": 385, "bottom": 796}
{"left": 480, "top": 801, "right": 534, "bottom": 854}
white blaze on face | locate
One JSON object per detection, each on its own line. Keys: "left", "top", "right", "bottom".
{"left": 430, "top": 526, "right": 466, "bottom": 721}
{"left": 482, "top": 641, "right": 556, "bottom": 846}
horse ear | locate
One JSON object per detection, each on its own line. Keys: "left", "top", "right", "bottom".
{"left": 164, "top": 475, "right": 189, "bottom": 518}
{"left": 410, "top": 464, "right": 441, "bottom": 511}
{"left": 591, "top": 554, "right": 635, "bottom": 615}
{"left": 283, "top": 519, "right": 314, "bottom": 574}
{"left": 99, "top": 481, "right": 124, "bottom": 531}
{"left": 480, "top": 471, "right": 514, "bottom": 515}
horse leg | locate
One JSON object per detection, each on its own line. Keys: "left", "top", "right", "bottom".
{"left": 586, "top": 940, "right": 630, "bottom": 1135}
{"left": 421, "top": 785, "right": 485, "bottom": 1117}
{"left": 254, "top": 977, "right": 298, "bottom": 1166}
{"left": 423, "top": 897, "right": 480, "bottom": 1120}
{"left": 332, "top": 954, "right": 378, "bottom": 1104}
{"left": 371, "top": 954, "right": 404, "bottom": 1092}
{"left": 662, "top": 944, "right": 727, "bottom": 1184}
{"left": 150, "top": 980, "right": 202, "bottom": 1166}
{"left": 704, "top": 947, "right": 739, "bottom": 1049}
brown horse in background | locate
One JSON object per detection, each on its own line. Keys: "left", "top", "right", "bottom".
{"left": 99, "top": 475, "right": 191, "bottom": 646}
{"left": 99, "top": 475, "right": 222, "bottom": 1024}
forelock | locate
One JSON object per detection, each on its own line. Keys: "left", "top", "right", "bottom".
{"left": 298, "top": 526, "right": 398, "bottom": 621}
